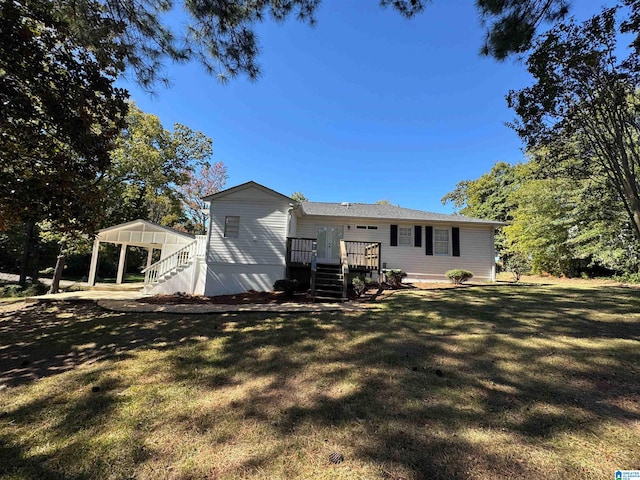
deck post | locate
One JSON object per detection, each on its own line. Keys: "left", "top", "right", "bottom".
{"left": 285, "top": 238, "right": 291, "bottom": 280}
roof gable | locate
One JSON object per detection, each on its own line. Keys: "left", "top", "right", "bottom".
{"left": 98, "top": 219, "right": 195, "bottom": 238}
{"left": 202, "top": 181, "right": 294, "bottom": 203}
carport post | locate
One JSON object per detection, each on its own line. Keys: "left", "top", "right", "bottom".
{"left": 146, "top": 247, "right": 154, "bottom": 269}
{"left": 88, "top": 239, "right": 100, "bottom": 286}
{"left": 116, "top": 243, "right": 127, "bottom": 284}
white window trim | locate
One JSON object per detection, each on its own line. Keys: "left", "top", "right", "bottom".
{"left": 434, "top": 227, "right": 450, "bottom": 256}
{"left": 398, "top": 226, "right": 412, "bottom": 246}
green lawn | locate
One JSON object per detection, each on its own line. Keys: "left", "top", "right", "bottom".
{"left": 1, "top": 285, "right": 639, "bottom": 479}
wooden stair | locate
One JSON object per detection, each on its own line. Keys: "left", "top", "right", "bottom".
{"left": 312, "top": 263, "right": 346, "bottom": 302}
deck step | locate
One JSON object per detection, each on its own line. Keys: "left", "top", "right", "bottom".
{"left": 312, "top": 262, "right": 346, "bottom": 301}
{"left": 313, "top": 295, "right": 347, "bottom": 302}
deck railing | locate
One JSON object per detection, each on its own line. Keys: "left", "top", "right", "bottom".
{"left": 286, "top": 237, "right": 381, "bottom": 271}
{"left": 286, "top": 237, "right": 316, "bottom": 265}
{"left": 343, "top": 240, "right": 381, "bottom": 271}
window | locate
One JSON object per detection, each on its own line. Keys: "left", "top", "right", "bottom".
{"left": 357, "top": 225, "right": 378, "bottom": 230}
{"left": 356, "top": 225, "right": 367, "bottom": 230}
{"left": 398, "top": 226, "right": 412, "bottom": 246}
{"left": 434, "top": 228, "right": 449, "bottom": 255}
{"left": 224, "top": 216, "right": 239, "bottom": 238}
{"left": 367, "top": 226, "right": 378, "bottom": 230}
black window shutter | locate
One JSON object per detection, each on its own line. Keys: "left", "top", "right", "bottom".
{"left": 390, "top": 224, "right": 398, "bottom": 247}
{"left": 452, "top": 227, "right": 460, "bottom": 257}
{"left": 414, "top": 225, "right": 422, "bottom": 247}
{"left": 425, "top": 226, "right": 433, "bottom": 255}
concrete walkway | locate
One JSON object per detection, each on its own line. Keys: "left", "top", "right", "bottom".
{"left": 29, "top": 288, "right": 144, "bottom": 302}
{"left": 96, "top": 299, "right": 368, "bottom": 314}
{"left": 3, "top": 272, "right": 368, "bottom": 313}
{"left": 19, "top": 286, "right": 368, "bottom": 314}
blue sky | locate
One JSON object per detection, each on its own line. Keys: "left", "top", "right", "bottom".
{"left": 120, "top": 1, "right": 607, "bottom": 214}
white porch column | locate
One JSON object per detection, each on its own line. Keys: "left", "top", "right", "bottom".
{"left": 88, "top": 239, "right": 100, "bottom": 286}
{"left": 116, "top": 243, "right": 127, "bottom": 284}
{"left": 146, "top": 247, "right": 154, "bottom": 269}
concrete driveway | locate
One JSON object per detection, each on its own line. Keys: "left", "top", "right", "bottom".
{"left": 1, "top": 272, "right": 144, "bottom": 301}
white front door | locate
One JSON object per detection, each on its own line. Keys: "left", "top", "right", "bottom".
{"left": 316, "top": 226, "right": 343, "bottom": 264}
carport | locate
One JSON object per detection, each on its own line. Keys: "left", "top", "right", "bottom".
{"left": 87, "top": 219, "right": 195, "bottom": 285}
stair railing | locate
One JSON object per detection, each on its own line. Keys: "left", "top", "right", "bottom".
{"left": 339, "top": 240, "right": 349, "bottom": 300}
{"left": 310, "top": 241, "right": 318, "bottom": 299}
{"left": 142, "top": 238, "right": 198, "bottom": 286}
{"left": 195, "top": 235, "right": 207, "bottom": 256}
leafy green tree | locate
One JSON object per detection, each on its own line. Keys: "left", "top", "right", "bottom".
{"left": 565, "top": 174, "right": 640, "bottom": 274}
{"left": 507, "top": 6, "right": 640, "bottom": 245}
{"left": 504, "top": 251, "right": 531, "bottom": 282}
{"left": 0, "top": 0, "right": 129, "bottom": 285}
{"left": 442, "top": 162, "right": 524, "bottom": 221}
{"left": 504, "top": 177, "right": 576, "bottom": 276}
{"left": 291, "top": 192, "right": 308, "bottom": 202}
{"left": 38, "top": 222, "right": 92, "bottom": 294}
{"left": 442, "top": 161, "right": 528, "bottom": 260}
{"left": 476, "top": 0, "right": 572, "bottom": 59}
{"left": 102, "top": 102, "right": 213, "bottom": 226}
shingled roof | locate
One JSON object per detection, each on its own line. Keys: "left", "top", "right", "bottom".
{"left": 300, "top": 202, "right": 503, "bottom": 226}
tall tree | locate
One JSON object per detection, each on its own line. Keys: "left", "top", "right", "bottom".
{"left": 50, "top": 0, "right": 606, "bottom": 89}
{"left": 507, "top": 6, "right": 640, "bottom": 245}
{"left": 442, "top": 161, "right": 523, "bottom": 221}
{"left": 503, "top": 177, "right": 576, "bottom": 276}
{"left": 442, "top": 161, "right": 528, "bottom": 260}
{"left": 0, "top": 0, "right": 128, "bottom": 285}
{"left": 177, "top": 163, "right": 228, "bottom": 234}
{"left": 477, "top": 0, "right": 572, "bottom": 59}
{"left": 102, "top": 102, "right": 213, "bottom": 226}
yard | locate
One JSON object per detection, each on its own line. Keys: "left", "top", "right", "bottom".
{"left": 1, "top": 284, "right": 639, "bottom": 479}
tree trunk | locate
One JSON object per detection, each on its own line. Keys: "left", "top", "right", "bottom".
{"left": 48, "top": 250, "right": 66, "bottom": 294}
{"left": 632, "top": 203, "right": 640, "bottom": 245}
{"left": 19, "top": 220, "right": 36, "bottom": 287}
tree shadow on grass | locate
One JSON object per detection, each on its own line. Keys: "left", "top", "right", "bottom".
{"left": 1, "top": 287, "right": 639, "bottom": 479}
{"left": 381, "top": 285, "right": 640, "bottom": 340}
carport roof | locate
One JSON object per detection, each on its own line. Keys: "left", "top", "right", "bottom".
{"left": 96, "top": 219, "right": 194, "bottom": 247}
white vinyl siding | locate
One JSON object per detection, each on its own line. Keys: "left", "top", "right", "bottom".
{"left": 294, "top": 216, "right": 496, "bottom": 280}
{"left": 398, "top": 226, "right": 412, "bottom": 246}
{"left": 434, "top": 228, "right": 449, "bottom": 255}
{"left": 208, "top": 187, "right": 290, "bottom": 266}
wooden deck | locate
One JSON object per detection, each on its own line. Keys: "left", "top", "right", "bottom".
{"left": 286, "top": 238, "right": 381, "bottom": 272}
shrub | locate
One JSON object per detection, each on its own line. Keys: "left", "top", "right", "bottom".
{"left": 273, "top": 279, "right": 298, "bottom": 298}
{"left": 612, "top": 272, "right": 640, "bottom": 284}
{"left": 0, "top": 281, "right": 48, "bottom": 298}
{"left": 385, "top": 269, "right": 407, "bottom": 289}
{"left": 504, "top": 252, "right": 531, "bottom": 282}
{"left": 1, "top": 284, "right": 23, "bottom": 297}
{"left": 352, "top": 276, "right": 367, "bottom": 297}
{"left": 22, "top": 282, "right": 48, "bottom": 296}
{"left": 39, "top": 267, "right": 55, "bottom": 276}
{"left": 445, "top": 269, "right": 473, "bottom": 285}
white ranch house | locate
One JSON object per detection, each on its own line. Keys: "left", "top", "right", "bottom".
{"left": 90, "top": 181, "right": 502, "bottom": 300}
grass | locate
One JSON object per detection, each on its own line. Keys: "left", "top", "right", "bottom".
{"left": 98, "top": 273, "right": 146, "bottom": 283}
{"left": 1, "top": 284, "right": 639, "bottom": 479}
